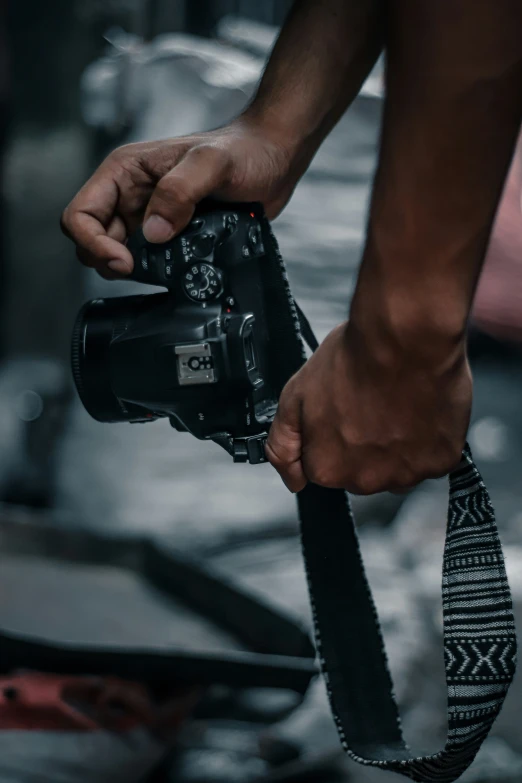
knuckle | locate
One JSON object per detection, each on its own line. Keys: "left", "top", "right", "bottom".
{"left": 107, "top": 143, "right": 135, "bottom": 164}
{"left": 187, "top": 144, "right": 232, "bottom": 181}
{"left": 188, "top": 143, "right": 226, "bottom": 165}
{"left": 392, "top": 466, "right": 418, "bottom": 490}
{"left": 424, "top": 442, "right": 464, "bottom": 479}
{"left": 305, "top": 462, "right": 338, "bottom": 489}
{"left": 351, "top": 470, "right": 384, "bottom": 496}
{"left": 266, "top": 433, "right": 293, "bottom": 470}
{"left": 447, "top": 442, "right": 464, "bottom": 470}
{"left": 62, "top": 212, "right": 85, "bottom": 245}
{"left": 155, "top": 176, "right": 192, "bottom": 209}
{"left": 276, "top": 379, "right": 301, "bottom": 418}
{"left": 60, "top": 206, "right": 72, "bottom": 235}
{"left": 265, "top": 446, "right": 285, "bottom": 472}
{"left": 104, "top": 143, "right": 145, "bottom": 175}
{"left": 352, "top": 479, "right": 376, "bottom": 496}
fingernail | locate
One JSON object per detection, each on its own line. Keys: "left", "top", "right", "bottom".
{"left": 108, "top": 259, "right": 131, "bottom": 275}
{"left": 143, "top": 214, "right": 175, "bottom": 243}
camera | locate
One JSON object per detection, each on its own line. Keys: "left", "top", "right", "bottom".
{"left": 71, "top": 202, "right": 283, "bottom": 464}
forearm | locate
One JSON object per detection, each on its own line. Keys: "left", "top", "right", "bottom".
{"left": 351, "top": 0, "right": 522, "bottom": 362}
{"left": 244, "top": 0, "right": 385, "bottom": 158}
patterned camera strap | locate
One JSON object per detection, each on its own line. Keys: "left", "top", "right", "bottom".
{"left": 298, "top": 455, "right": 517, "bottom": 782}
{"left": 254, "top": 206, "right": 518, "bottom": 782}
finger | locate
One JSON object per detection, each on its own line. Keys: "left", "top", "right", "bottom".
{"left": 75, "top": 250, "right": 124, "bottom": 281}
{"left": 76, "top": 216, "right": 129, "bottom": 271}
{"left": 62, "top": 171, "right": 133, "bottom": 272}
{"left": 107, "top": 215, "right": 128, "bottom": 243}
{"left": 266, "top": 382, "right": 307, "bottom": 494}
{"left": 103, "top": 216, "right": 130, "bottom": 277}
{"left": 142, "top": 145, "right": 232, "bottom": 243}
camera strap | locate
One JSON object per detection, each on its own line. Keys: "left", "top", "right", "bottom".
{"left": 255, "top": 205, "right": 517, "bottom": 783}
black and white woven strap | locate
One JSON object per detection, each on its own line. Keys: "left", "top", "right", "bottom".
{"left": 298, "top": 448, "right": 517, "bottom": 782}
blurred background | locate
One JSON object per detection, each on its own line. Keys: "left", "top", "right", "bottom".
{"left": 1, "top": 1, "right": 522, "bottom": 781}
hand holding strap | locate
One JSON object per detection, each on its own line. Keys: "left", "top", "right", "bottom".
{"left": 256, "top": 205, "right": 517, "bottom": 781}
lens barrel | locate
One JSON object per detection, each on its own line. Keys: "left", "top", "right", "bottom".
{"left": 71, "top": 297, "right": 141, "bottom": 423}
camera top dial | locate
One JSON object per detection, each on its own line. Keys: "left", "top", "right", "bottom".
{"left": 182, "top": 263, "right": 223, "bottom": 303}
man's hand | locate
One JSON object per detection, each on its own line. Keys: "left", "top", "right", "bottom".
{"left": 61, "top": 0, "right": 383, "bottom": 277}
{"left": 266, "top": 322, "right": 472, "bottom": 494}
{"left": 61, "top": 119, "right": 299, "bottom": 278}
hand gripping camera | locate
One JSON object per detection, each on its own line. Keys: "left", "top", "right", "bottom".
{"left": 71, "top": 202, "right": 306, "bottom": 464}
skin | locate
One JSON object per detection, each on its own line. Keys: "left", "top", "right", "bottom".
{"left": 62, "top": 0, "right": 522, "bottom": 495}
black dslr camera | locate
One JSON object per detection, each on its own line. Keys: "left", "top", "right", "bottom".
{"left": 71, "top": 202, "right": 291, "bottom": 464}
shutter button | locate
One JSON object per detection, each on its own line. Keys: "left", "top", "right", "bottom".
{"left": 191, "top": 233, "right": 215, "bottom": 258}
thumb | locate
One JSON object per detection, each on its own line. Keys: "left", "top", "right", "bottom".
{"left": 266, "top": 381, "right": 307, "bottom": 494}
{"left": 143, "top": 145, "right": 232, "bottom": 243}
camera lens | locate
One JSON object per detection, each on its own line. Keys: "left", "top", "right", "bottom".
{"left": 71, "top": 296, "right": 147, "bottom": 423}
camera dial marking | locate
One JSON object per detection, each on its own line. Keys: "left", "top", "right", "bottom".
{"left": 182, "top": 263, "right": 223, "bottom": 303}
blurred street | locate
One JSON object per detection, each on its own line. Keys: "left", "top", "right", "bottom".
{"left": 2, "top": 6, "right": 522, "bottom": 783}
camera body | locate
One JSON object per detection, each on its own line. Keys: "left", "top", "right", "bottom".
{"left": 72, "top": 203, "right": 279, "bottom": 463}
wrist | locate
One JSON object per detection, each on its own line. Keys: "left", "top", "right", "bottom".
{"left": 239, "top": 102, "right": 323, "bottom": 172}
{"left": 349, "top": 275, "right": 469, "bottom": 373}
{"left": 348, "top": 221, "right": 476, "bottom": 370}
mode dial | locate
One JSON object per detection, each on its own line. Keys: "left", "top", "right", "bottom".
{"left": 182, "top": 263, "right": 223, "bottom": 304}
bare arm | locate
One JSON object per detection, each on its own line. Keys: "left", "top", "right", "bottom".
{"left": 353, "top": 0, "right": 522, "bottom": 362}
{"left": 268, "top": 0, "right": 522, "bottom": 494}
{"left": 247, "top": 0, "right": 384, "bottom": 161}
